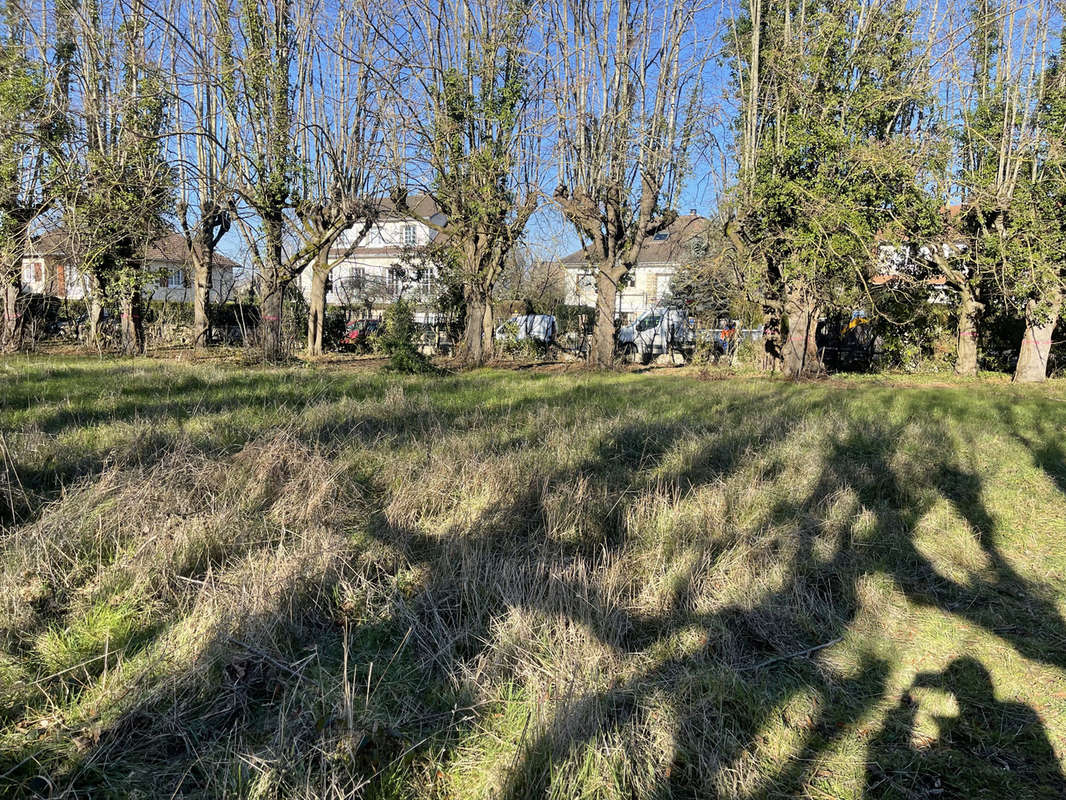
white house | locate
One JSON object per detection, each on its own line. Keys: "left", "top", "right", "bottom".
{"left": 20, "top": 230, "right": 239, "bottom": 303}
{"left": 871, "top": 205, "right": 965, "bottom": 304}
{"left": 299, "top": 195, "right": 447, "bottom": 317}
{"left": 561, "top": 213, "right": 709, "bottom": 322}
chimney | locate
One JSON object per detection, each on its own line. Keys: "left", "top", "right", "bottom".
{"left": 689, "top": 208, "right": 696, "bottom": 216}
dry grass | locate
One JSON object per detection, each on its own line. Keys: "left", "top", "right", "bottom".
{"left": 1, "top": 355, "right": 1065, "bottom": 798}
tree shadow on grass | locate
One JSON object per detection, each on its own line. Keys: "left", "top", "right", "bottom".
{"left": 4, "top": 377, "right": 1066, "bottom": 798}
{"left": 865, "top": 657, "right": 1066, "bottom": 799}
{"left": 494, "top": 393, "right": 1066, "bottom": 798}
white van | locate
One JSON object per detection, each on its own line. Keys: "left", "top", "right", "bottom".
{"left": 617, "top": 307, "right": 695, "bottom": 363}
{"left": 495, "top": 314, "right": 557, "bottom": 343}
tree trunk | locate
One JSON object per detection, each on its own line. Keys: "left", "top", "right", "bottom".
{"left": 590, "top": 268, "right": 620, "bottom": 368}
{"left": 192, "top": 249, "right": 212, "bottom": 349}
{"left": 480, "top": 296, "right": 494, "bottom": 362}
{"left": 782, "top": 283, "right": 821, "bottom": 378}
{"left": 88, "top": 273, "right": 106, "bottom": 349}
{"left": 120, "top": 289, "right": 145, "bottom": 355}
{"left": 307, "top": 255, "right": 329, "bottom": 357}
{"left": 458, "top": 288, "right": 488, "bottom": 366}
{"left": 1013, "top": 291, "right": 1060, "bottom": 383}
{"left": 954, "top": 284, "right": 980, "bottom": 377}
{"left": 2, "top": 278, "right": 22, "bottom": 352}
{"left": 259, "top": 279, "right": 285, "bottom": 361}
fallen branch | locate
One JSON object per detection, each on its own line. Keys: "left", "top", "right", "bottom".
{"left": 741, "top": 637, "right": 844, "bottom": 671}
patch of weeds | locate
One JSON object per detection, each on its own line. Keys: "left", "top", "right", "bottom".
{"left": 35, "top": 598, "right": 151, "bottom": 679}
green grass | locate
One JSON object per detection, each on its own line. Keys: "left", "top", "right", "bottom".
{"left": 1, "top": 354, "right": 1065, "bottom": 798}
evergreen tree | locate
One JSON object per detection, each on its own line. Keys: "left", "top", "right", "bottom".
{"left": 728, "top": 0, "right": 942, "bottom": 377}
{"left": 1008, "top": 22, "right": 1066, "bottom": 382}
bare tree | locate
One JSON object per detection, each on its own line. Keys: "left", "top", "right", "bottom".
{"left": 211, "top": 0, "right": 353, "bottom": 361}
{"left": 166, "top": 0, "right": 233, "bottom": 349}
{"left": 300, "top": 0, "right": 387, "bottom": 357}
{"left": 379, "top": 0, "right": 542, "bottom": 367}
{"left": 547, "top": 0, "right": 703, "bottom": 367}
{"left": 0, "top": 0, "right": 72, "bottom": 351}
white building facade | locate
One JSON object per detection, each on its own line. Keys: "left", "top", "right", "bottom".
{"left": 299, "top": 197, "right": 447, "bottom": 317}
{"left": 562, "top": 214, "right": 708, "bottom": 322}
{"left": 20, "top": 231, "right": 238, "bottom": 304}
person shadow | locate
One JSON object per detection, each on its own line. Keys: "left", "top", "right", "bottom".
{"left": 865, "top": 657, "right": 1066, "bottom": 799}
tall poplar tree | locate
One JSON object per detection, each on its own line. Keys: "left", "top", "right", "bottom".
{"left": 729, "top": 0, "right": 941, "bottom": 378}
{"left": 65, "top": 0, "right": 172, "bottom": 354}
{"left": 384, "top": 0, "right": 540, "bottom": 367}
{"left": 0, "top": 0, "right": 71, "bottom": 350}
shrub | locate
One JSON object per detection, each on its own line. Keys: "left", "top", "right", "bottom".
{"left": 496, "top": 319, "right": 550, "bottom": 360}
{"left": 322, "top": 307, "right": 349, "bottom": 351}
{"left": 380, "top": 299, "right": 435, "bottom": 373}
{"left": 555, "top": 304, "right": 595, "bottom": 336}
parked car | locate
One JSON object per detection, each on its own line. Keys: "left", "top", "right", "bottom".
{"left": 342, "top": 318, "right": 381, "bottom": 351}
{"left": 617, "top": 307, "right": 695, "bottom": 364}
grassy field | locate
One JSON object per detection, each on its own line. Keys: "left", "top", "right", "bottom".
{"left": 1, "top": 355, "right": 1065, "bottom": 799}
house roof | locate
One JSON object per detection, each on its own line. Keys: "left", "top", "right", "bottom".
{"left": 328, "top": 195, "right": 450, "bottom": 259}
{"left": 559, "top": 214, "right": 711, "bottom": 268}
{"left": 378, "top": 194, "right": 444, "bottom": 220}
{"left": 29, "top": 229, "right": 238, "bottom": 270}
{"left": 145, "top": 232, "right": 239, "bottom": 270}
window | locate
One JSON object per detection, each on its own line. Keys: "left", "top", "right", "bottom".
{"left": 419, "top": 269, "right": 435, "bottom": 297}
{"left": 167, "top": 269, "right": 185, "bottom": 289}
{"left": 656, "top": 273, "right": 672, "bottom": 298}
{"left": 386, "top": 267, "right": 404, "bottom": 297}
{"left": 653, "top": 232, "right": 669, "bottom": 241}
{"left": 403, "top": 224, "right": 417, "bottom": 246}
{"left": 636, "top": 315, "right": 661, "bottom": 332}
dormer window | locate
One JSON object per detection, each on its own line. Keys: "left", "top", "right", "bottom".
{"left": 403, "top": 224, "right": 417, "bottom": 246}
{"left": 653, "top": 232, "right": 669, "bottom": 241}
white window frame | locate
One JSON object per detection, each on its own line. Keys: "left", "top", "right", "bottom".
{"left": 403, "top": 224, "right": 417, "bottom": 246}
{"left": 419, "top": 269, "right": 434, "bottom": 297}
{"left": 167, "top": 269, "right": 185, "bottom": 289}
{"left": 386, "top": 267, "right": 405, "bottom": 298}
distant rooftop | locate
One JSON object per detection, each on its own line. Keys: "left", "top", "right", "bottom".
{"left": 30, "top": 229, "right": 239, "bottom": 270}
{"left": 559, "top": 214, "right": 710, "bottom": 267}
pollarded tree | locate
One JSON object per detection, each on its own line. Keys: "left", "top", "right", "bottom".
{"left": 382, "top": 0, "right": 541, "bottom": 367}
{"left": 211, "top": 0, "right": 382, "bottom": 360}
{"left": 728, "top": 0, "right": 942, "bottom": 378}
{"left": 167, "top": 0, "right": 234, "bottom": 349}
{"left": 299, "top": 0, "right": 387, "bottom": 357}
{"left": 63, "top": 0, "right": 172, "bottom": 354}
{"left": 0, "top": 0, "right": 71, "bottom": 350}
{"left": 548, "top": 0, "right": 703, "bottom": 368}
{"left": 207, "top": 0, "right": 314, "bottom": 359}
